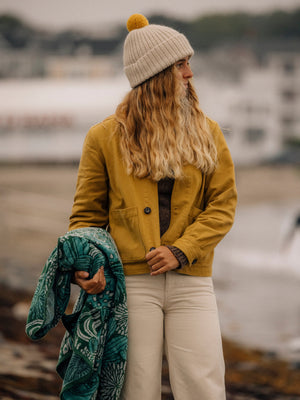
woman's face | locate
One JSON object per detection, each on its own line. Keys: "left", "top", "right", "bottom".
{"left": 174, "top": 57, "right": 193, "bottom": 93}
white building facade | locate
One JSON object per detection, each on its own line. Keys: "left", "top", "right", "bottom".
{"left": 195, "top": 51, "right": 300, "bottom": 166}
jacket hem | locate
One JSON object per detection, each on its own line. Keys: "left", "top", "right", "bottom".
{"left": 122, "top": 262, "right": 212, "bottom": 277}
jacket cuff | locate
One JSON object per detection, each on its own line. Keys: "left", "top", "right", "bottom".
{"left": 167, "top": 246, "right": 189, "bottom": 269}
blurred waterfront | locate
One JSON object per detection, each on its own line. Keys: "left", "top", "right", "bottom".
{"left": 1, "top": 4, "right": 300, "bottom": 399}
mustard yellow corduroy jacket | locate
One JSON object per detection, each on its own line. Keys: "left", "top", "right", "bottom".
{"left": 69, "top": 115, "right": 237, "bottom": 276}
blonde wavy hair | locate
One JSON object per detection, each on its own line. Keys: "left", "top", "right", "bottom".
{"left": 115, "top": 64, "right": 217, "bottom": 181}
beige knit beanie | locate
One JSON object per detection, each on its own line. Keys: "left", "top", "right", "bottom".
{"left": 124, "top": 14, "right": 194, "bottom": 88}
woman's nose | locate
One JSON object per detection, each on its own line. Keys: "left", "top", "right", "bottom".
{"left": 183, "top": 64, "right": 193, "bottom": 79}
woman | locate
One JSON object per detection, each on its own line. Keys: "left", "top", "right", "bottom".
{"left": 70, "top": 13, "right": 237, "bottom": 400}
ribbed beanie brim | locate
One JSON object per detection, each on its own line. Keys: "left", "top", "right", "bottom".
{"left": 124, "top": 22, "right": 194, "bottom": 88}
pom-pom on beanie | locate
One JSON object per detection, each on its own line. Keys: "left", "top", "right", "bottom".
{"left": 124, "top": 13, "right": 194, "bottom": 88}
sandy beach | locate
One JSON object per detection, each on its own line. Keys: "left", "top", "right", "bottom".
{"left": 1, "top": 163, "right": 300, "bottom": 399}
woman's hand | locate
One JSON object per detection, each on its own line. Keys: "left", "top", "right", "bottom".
{"left": 145, "top": 246, "right": 179, "bottom": 276}
{"left": 73, "top": 266, "right": 106, "bottom": 294}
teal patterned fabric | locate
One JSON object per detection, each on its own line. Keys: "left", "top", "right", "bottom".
{"left": 26, "top": 227, "right": 128, "bottom": 399}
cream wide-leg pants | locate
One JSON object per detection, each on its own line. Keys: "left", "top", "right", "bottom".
{"left": 121, "top": 272, "right": 226, "bottom": 400}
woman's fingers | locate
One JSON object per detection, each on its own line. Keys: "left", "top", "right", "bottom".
{"left": 145, "top": 246, "right": 179, "bottom": 275}
{"left": 73, "top": 266, "right": 106, "bottom": 294}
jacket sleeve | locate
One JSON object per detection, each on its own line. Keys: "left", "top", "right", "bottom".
{"left": 172, "top": 121, "right": 237, "bottom": 265}
{"left": 69, "top": 125, "right": 109, "bottom": 230}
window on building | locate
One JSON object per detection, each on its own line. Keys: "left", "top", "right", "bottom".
{"left": 245, "top": 127, "right": 265, "bottom": 144}
{"left": 281, "top": 116, "right": 295, "bottom": 127}
{"left": 245, "top": 104, "right": 253, "bottom": 114}
{"left": 281, "top": 89, "right": 297, "bottom": 102}
{"left": 283, "top": 60, "right": 295, "bottom": 75}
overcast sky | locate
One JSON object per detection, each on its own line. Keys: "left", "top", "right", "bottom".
{"left": 0, "top": 0, "right": 299, "bottom": 31}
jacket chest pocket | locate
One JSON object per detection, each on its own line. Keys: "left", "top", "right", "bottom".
{"left": 110, "top": 207, "right": 146, "bottom": 263}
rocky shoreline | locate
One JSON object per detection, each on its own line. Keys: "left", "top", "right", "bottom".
{"left": 1, "top": 284, "right": 300, "bottom": 400}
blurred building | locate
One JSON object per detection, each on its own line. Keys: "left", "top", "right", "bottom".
{"left": 0, "top": 44, "right": 299, "bottom": 164}
{"left": 0, "top": 48, "right": 117, "bottom": 79}
{"left": 0, "top": 48, "right": 44, "bottom": 78}
{"left": 269, "top": 52, "right": 300, "bottom": 143}
{"left": 197, "top": 51, "right": 300, "bottom": 166}
{"left": 45, "top": 54, "right": 115, "bottom": 79}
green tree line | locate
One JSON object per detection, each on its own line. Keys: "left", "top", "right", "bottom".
{"left": 0, "top": 8, "right": 299, "bottom": 54}
{"left": 151, "top": 9, "right": 300, "bottom": 48}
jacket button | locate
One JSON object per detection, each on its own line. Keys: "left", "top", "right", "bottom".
{"left": 192, "top": 258, "right": 198, "bottom": 264}
{"left": 144, "top": 207, "right": 151, "bottom": 214}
